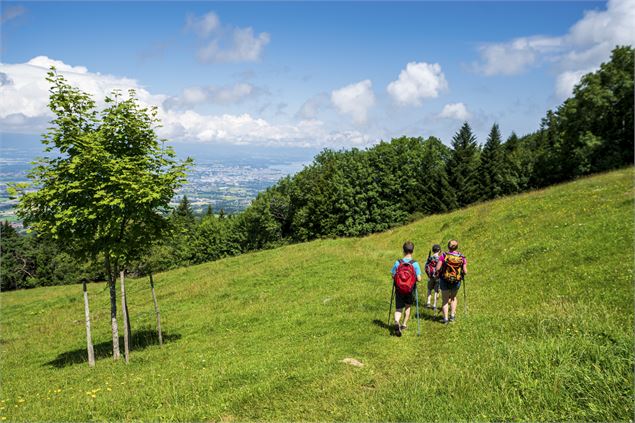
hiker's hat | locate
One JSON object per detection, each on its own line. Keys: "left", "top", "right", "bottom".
{"left": 432, "top": 244, "right": 441, "bottom": 252}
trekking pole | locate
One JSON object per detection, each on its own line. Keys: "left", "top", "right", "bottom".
{"left": 415, "top": 284, "right": 421, "bottom": 336}
{"left": 463, "top": 275, "right": 468, "bottom": 317}
{"left": 387, "top": 283, "right": 395, "bottom": 327}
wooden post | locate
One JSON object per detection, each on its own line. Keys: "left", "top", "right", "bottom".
{"left": 149, "top": 272, "right": 163, "bottom": 346}
{"left": 83, "top": 280, "right": 95, "bottom": 367}
{"left": 105, "top": 254, "right": 120, "bottom": 360}
{"left": 120, "top": 270, "right": 130, "bottom": 363}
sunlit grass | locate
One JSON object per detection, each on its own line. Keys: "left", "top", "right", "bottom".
{"left": 1, "top": 168, "right": 633, "bottom": 421}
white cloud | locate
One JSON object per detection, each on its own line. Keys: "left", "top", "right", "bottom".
{"left": 438, "top": 103, "right": 471, "bottom": 121}
{"left": 185, "top": 12, "right": 220, "bottom": 38}
{"left": 186, "top": 12, "right": 271, "bottom": 63}
{"left": 387, "top": 62, "right": 448, "bottom": 106}
{"left": 475, "top": 36, "right": 561, "bottom": 76}
{"left": 164, "top": 83, "right": 264, "bottom": 109}
{"left": 0, "top": 57, "right": 373, "bottom": 148}
{"left": 0, "top": 56, "right": 164, "bottom": 126}
{"left": 474, "top": 0, "right": 635, "bottom": 98}
{"left": 331, "top": 80, "right": 375, "bottom": 124}
{"left": 554, "top": 69, "right": 594, "bottom": 100}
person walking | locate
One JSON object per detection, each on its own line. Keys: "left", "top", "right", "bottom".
{"left": 435, "top": 240, "right": 467, "bottom": 324}
{"left": 424, "top": 244, "right": 441, "bottom": 311}
{"left": 391, "top": 241, "right": 422, "bottom": 336}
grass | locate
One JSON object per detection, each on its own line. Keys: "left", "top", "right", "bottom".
{"left": 1, "top": 168, "right": 633, "bottom": 422}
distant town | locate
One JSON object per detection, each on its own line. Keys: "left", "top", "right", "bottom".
{"left": 0, "top": 151, "right": 307, "bottom": 229}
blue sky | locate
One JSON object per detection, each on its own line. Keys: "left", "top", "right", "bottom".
{"left": 1, "top": 0, "right": 633, "bottom": 156}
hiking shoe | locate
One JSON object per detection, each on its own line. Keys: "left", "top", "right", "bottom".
{"left": 449, "top": 315, "right": 456, "bottom": 323}
{"left": 400, "top": 324, "right": 408, "bottom": 330}
{"left": 442, "top": 318, "right": 449, "bottom": 325}
{"left": 424, "top": 303, "right": 431, "bottom": 309}
{"left": 394, "top": 323, "right": 402, "bottom": 337}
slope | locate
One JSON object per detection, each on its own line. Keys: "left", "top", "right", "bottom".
{"left": 1, "top": 168, "right": 633, "bottom": 421}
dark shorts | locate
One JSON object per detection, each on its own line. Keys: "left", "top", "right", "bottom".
{"left": 427, "top": 278, "right": 440, "bottom": 293}
{"left": 395, "top": 287, "right": 415, "bottom": 309}
{"left": 440, "top": 278, "right": 461, "bottom": 292}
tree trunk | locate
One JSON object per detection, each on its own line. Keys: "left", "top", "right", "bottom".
{"left": 120, "top": 269, "right": 130, "bottom": 364}
{"left": 83, "top": 280, "right": 95, "bottom": 367}
{"left": 105, "top": 254, "right": 120, "bottom": 360}
{"left": 149, "top": 272, "right": 163, "bottom": 346}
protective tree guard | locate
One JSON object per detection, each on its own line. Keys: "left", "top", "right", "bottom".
{"left": 149, "top": 272, "right": 163, "bottom": 346}
{"left": 120, "top": 270, "right": 130, "bottom": 364}
{"left": 82, "top": 279, "right": 95, "bottom": 367}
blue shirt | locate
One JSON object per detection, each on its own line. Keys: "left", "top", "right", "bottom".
{"left": 391, "top": 258, "right": 422, "bottom": 277}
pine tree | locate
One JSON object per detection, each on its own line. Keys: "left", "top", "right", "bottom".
{"left": 447, "top": 123, "right": 481, "bottom": 207}
{"left": 206, "top": 204, "right": 213, "bottom": 217}
{"left": 478, "top": 123, "right": 505, "bottom": 200}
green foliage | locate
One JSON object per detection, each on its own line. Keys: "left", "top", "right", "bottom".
{"left": 478, "top": 123, "right": 505, "bottom": 200}
{"left": 1, "top": 168, "right": 632, "bottom": 421}
{"left": 14, "top": 69, "right": 191, "bottom": 273}
{"left": 447, "top": 122, "right": 481, "bottom": 206}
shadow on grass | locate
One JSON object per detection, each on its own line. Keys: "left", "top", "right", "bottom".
{"left": 373, "top": 311, "right": 444, "bottom": 335}
{"left": 45, "top": 329, "right": 182, "bottom": 368}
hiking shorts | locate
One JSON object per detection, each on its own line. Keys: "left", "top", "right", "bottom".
{"left": 395, "top": 288, "right": 415, "bottom": 309}
{"left": 427, "top": 277, "right": 440, "bottom": 293}
{"left": 440, "top": 278, "right": 461, "bottom": 292}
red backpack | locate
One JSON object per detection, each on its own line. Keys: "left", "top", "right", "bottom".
{"left": 394, "top": 259, "right": 417, "bottom": 295}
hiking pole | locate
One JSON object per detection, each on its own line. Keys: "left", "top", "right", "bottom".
{"left": 463, "top": 275, "right": 468, "bottom": 317}
{"left": 415, "top": 284, "right": 421, "bottom": 336}
{"left": 387, "top": 283, "right": 395, "bottom": 327}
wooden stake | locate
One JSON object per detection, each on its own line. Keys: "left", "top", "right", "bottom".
{"left": 83, "top": 280, "right": 95, "bottom": 367}
{"left": 120, "top": 270, "right": 130, "bottom": 363}
{"left": 149, "top": 272, "right": 163, "bottom": 346}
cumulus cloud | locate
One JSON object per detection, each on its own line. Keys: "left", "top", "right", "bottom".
{"left": 186, "top": 12, "right": 270, "bottom": 63}
{"left": 0, "top": 56, "right": 164, "bottom": 129}
{"left": 387, "top": 62, "right": 448, "bottom": 106}
{"left": 475, "top": 36, "right": 562, "bottom": 76}
{"left": 0, "top": 57, "right": 372, "bottom": 148}
{"left": 474, "top": 0, "right": 635, "bottom": 98}
{"left": 438, "top": 103, "right": 471, "bottom": 121}
{"left": 164, "top": 82, "right": 265, "bottom": 109}
{"left": 331, "top": 80, "right": 375, "bottom": 124}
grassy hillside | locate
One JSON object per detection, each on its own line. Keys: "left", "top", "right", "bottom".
{"left": 1, "top": 168, "right": 633, "bottom": 422}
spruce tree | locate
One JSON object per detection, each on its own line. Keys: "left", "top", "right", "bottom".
{"left": 478, "top": 123, "right": 505, "bottom": 200}
{"left": 447, "top": 122, "right": 481, "bottom": 207}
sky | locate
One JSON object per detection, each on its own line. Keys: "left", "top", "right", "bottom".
{"left": 1, "top": 0, "right": 634, "bottom": 158}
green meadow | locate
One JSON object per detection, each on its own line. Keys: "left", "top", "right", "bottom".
{"left": 1, "top": 168, "right": 633, "bottom": 422}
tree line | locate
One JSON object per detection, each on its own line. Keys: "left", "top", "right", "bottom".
{"left": 2, "top": 45, "right": 633, "bottom": 290}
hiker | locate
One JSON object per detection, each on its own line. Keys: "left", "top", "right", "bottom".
{"left": 424, "top": 244, "right": 441, "bottom": 311}
{"left": 435, "top": 239, "right": 467, "bottom": 324}
{"left": 391, "top": 241, "right": 422, "bottom": 336}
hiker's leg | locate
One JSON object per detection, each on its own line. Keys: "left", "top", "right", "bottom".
{"left": 403, "top": 304, "right": 411, "bottom": 327}
{"left": 433, "top": 285, "right": 439, "bottom": 308}
{"left": 450, "top": 290, "right": 458, "bottom": 317}
{"left": 426, "top": 289, "right": 432, "bottom": 305}
{"left": 395, "top": 308, "right": 403, "bottom": 325}
{"left": 441, "top": 289, "right": 450, "bottom": 321}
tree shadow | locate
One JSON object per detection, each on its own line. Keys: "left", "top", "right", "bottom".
{"left": 44, "top": 329, "right": 181, "bottom": 368}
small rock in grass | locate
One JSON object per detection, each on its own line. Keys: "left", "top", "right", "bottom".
{"left": 342, "top": 358, "right": 364, "bottom": 367}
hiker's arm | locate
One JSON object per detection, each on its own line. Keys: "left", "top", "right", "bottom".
{"left": 463, "top": 258, "right": 468, "bottom": 276}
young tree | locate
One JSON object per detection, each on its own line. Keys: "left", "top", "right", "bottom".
{"left": 15, "top": 69, "right": 190, "bottom": 363}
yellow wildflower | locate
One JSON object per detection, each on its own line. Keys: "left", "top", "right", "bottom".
{"left": 106, "top": 388, "right": 112, "bottom": 392}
